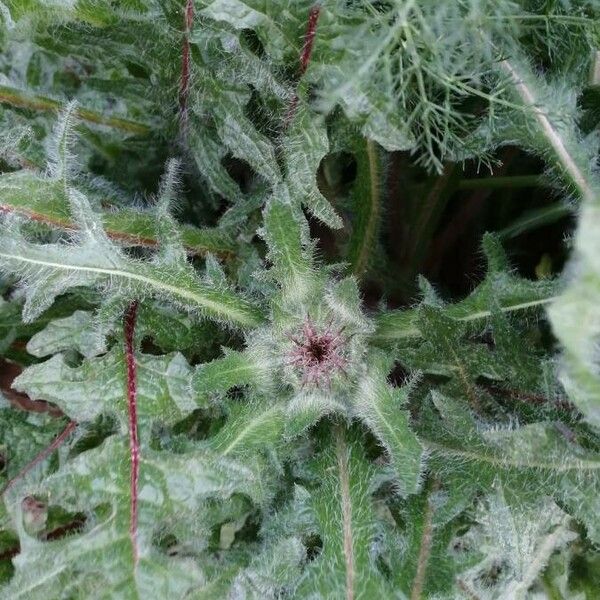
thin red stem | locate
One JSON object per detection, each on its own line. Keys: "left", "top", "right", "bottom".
{"left": 1, "top": 421, "right": 76, "bottom": 495}
{"left": 283, "top": 5, "right": 322, "bottom": 127}
{"left": 179, "top": 0, "right": 195, "bottom": 132}
{"left": 45, "top": 517, "right": 86, "bottom": 541}
{"left": 0, "top": 357, "right": 64, "bottom": 417}
{"left": 299, "top": 5, "right": 321, "bottom": 76}
{"left": 124, "top": 301, "right": 140, "bottom": 565}
{"left": 0, "top": 204, "right": 235, "bottom": 259}
{"left": 0, "top": 545, "right": 19, "bottom": 562}
{"left": 480, "top": 381, "right": 574, "bottom": 411}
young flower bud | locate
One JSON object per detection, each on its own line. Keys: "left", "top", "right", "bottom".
{"left": 286, "top": 317, "right": 348, "bottom": 388}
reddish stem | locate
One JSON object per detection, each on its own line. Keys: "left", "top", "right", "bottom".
{"left": 481, "top": 381, "right": 574, "bottom": 411}
{"left": 283, "top": 5, "right": 322, "bottom": 127}
{"left": 179, "top": 0, "right": 195, "bottom": 132}
{"left": 45, "top": 516, "right": 86, "bottom": 541}
{"left": 299, "top": 5, "right": 321, "bottom": 76}
{"left": 0, "top": 357, "right": 64, "bottom": 417}
{"left": 0, "top": 204, "right": 234, "bottom": 259}
{"left": 0, "top": 545, "right": 19, "bottom": 562}
{"left": 124, "top": 301, "right": 140, "bottom": 565}
{"left": 1, "top": 421, "right": 76, "bottom": 496}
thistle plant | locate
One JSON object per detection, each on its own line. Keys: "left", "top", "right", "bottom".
{"left": 1, "top": 1, "right": 600, "bottom": 598}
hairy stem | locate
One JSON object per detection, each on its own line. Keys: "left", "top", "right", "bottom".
{"left": 124, "top": 301, "right": 140, "bottom": 566}
{"left": 481, "top": 382, "right": 573, "bottom": 412}
{"left": 0, "top": 202, "right": 234, "bottom": 259}
{"left": 299, "top": 6, "right": 321, "bottom": 75}
{"left": 457, "top": 175, "right": 547, "bottom": 190}
{"left": 179, "top": 0, "right": 194, "bottom": 132}
{"left": 0, "top": 357, "right": 64, "bottom": 417}
{"left": 497, "top": 203, "right": 572, "bottom": 241}
{"left": 407, "top": 163, "right": 456, "bottom": 277}
{"left": 519, "top": 516, "right": 571, "bottom": 593}
{"left": 448, "top": 345, "right": 481, "bottom": 412}
{"left": 0, "top": 85, "right": 149, "bottom": 135}
{"left": 410, "top": 479, "right": 438, "bottom": 600}
{"left": 500, "top": 59, "right": 596, "bottom": 203}
{"left": 1, "top": 421, "right": 76, "bottom": 495}
{"left": 334, "top": 425, "right": 355, "bottom": 600}
{"left": 0, "top": 545, "right": 19, "bottom": 562}
{"left": 350, "top": 139, "right": 381, "bottom": 277}
{"left": 284, "top": 5, "right": 321, "bottom": 126}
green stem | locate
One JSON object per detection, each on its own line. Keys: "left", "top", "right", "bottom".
{"left": 457, "top": 175, "right": 546, "bottom": 190}
{"left": 0, "top": 85, "right": 150, "bottom": 135}
{"left": 348, "top": 139, "right": 381, "bottom": 277}
{"left": 410, "top": 478, "right": 438, "bottom": 600}
{"left": 334, "top": 424, "right": 355, "bottom": 600}
{"left": 407, "top": 163, "right": 456, "bottom": 274}
{"left": 497, "top": 203, "right": 573, "bottom": 240}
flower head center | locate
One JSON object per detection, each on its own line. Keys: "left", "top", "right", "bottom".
{"left": 286, "top": 318, "right": 348, "bottom": 387}
{"left": 306, "top": 337, "right": 329, "bottom": 363}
